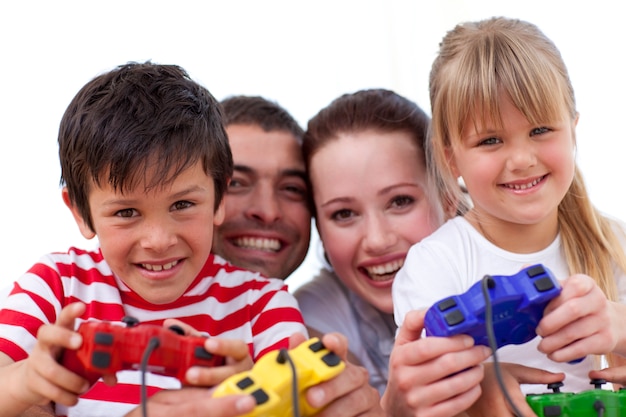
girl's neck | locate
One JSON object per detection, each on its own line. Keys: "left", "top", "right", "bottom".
{"left": 465, "top": 209, "right": 559, "bottom": 253}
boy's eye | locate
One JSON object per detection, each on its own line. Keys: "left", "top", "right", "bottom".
{"left": 115, "top": 208, "right": 136, "bottom": 218}
{"left": 172, "top": 201, "right": 193, "bottom": 210}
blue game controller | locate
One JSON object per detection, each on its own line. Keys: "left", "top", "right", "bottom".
{"left": 424, "top": 264, "right": 565, "bottom": 350}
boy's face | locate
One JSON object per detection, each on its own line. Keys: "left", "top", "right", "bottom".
{"left": 66, "top": 160, "right": 224, "bottom": 304}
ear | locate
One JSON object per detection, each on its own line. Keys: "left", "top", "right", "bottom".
{"left": 213, "top": 197, "right": 226, "bottom": 226}
{"left": 62, "top": 187, "right": 96, "bottom": 239}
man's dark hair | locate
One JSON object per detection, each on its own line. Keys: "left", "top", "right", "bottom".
{"left": 220, "top": 95, "right": 304, "bottom": 142}
{"left": 58, "top": 61, "right": 232, "bottom": 231}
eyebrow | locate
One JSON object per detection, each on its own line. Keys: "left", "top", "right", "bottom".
{"left": 101, "top": 185, "right": 207, "bottom": 206}
{"left": 233, "top": 164, "right": 307, "bottom": 181}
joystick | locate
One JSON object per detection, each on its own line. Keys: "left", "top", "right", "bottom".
{"left": 212, "top": 337, "right": 345, "bottom": 417}
{"left": 423, "top": 264, "right": 561, "bottom": 348}
{"left": 527, "top": 379, "right": 626, "bottom": 416}
{"left": 61, "top": 317, "right": 225, "bottom": 385}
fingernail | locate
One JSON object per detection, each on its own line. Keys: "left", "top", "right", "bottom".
{"left": 236, "top": 396, "right": 256, "bottom": 412}
{"left": 205, "top": 339, "right": 218, "bottom": 351}
{"left": 307, "top": 387, "right": 325, "bottom": 407}
{"left": 70, "top": 334, "right": 82, "bottom": 348}
{"left": 186, "top": 367, "right": 199, "bottom": 383}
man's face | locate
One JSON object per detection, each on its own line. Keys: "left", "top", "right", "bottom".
{"left": 212, "top": 124, "right": 311, "bottom": 279}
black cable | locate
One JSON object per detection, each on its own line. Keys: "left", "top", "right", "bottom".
{"left": 140, "top": 337, "right": 161, "bottom": 417}
{"left": 593, "top": 399, "right": 605, "bottom": 417}
{"left": 277, "top": 349, "right": 300, "bottom": 417}
{"left": 481, "top": 275, "right": 525, "bottom": 417}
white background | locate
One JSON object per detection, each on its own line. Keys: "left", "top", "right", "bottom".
{"left": 1, "top": 1, "right": 624, "bottom": 290}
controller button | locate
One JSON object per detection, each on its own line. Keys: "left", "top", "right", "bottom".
{"left": 251, "top": 388, "right": 269, "bottom": 405}
{"left": 542, "top": 405, "right": 562, "bottom": 416}
{"left": 168, "top": 325, "right": 185, "bottom": 335}
{"left": 322, "top": 352, "right": 342, "bottom": 367}
{"left": 236, "top": 376, "right": 255, "bottom": 390}
{"left": 94, "top": 332, "right": 114, "bottom": 346}
{"left": 193, "top": 346, "right": 214, "bottom": 360}
{"left": 534, "top": 277, "right": 555, "bottom": 292}
{"left": 91, "top": 351, "right": 112, "bottom": 369}
{"left": 122, "top": 316, "right": 140, "bottom": 327}
{"left": 444, "top": 310, "right": 465, "bottom": 326}
{"left": 308, "top": 340, "right": 324, "bottom": 353}
{"left": 437, "top": 298, "right": 457, "bottom": 311}
{"left": 526, "top": 265, "right": 546, "bottom": 278}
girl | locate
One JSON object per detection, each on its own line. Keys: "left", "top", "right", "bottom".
{"left": 392, "top": 16, "right": 626, "bottom": 415}
{"left": 294, "top": 89, "right": 493, "bottom": 416}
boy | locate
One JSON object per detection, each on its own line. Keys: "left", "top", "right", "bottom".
{"left": 0, "top": 62, "right": 306, "bottom": 416}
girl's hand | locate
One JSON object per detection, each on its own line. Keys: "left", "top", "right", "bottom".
{"left": 536, "top": 274, "right": 621, "bottom": 362}
{"left": 162, "top": 319, "right": 253, "bottom": 386}
{"left": 8, "top": 302, "right": 89, "bottom": 408}
{"left": 381, "top": 309, "right": 491, "bottom": 417}
{"left": 466, "top": 362, "right": 564, "bottom": 417}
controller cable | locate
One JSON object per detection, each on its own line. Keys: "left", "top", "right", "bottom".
{"left": 277, "top": 349, "right": 301, "bottom": 417}
{"left": 481, "top": 275, "right": 525, "bottom": 417}
{"left": 140, "top": 337, "right": 161, "bottom": 417}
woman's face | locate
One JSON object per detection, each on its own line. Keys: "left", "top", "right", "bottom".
{"left": 310, "top": 129, "right": 443, "bottom": 313}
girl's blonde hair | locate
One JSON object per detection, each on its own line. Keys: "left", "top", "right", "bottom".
{"left": 428, "top": 18, "right": 626, "bottom": 343}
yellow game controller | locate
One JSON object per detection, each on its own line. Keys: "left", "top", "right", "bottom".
{"left": 213, "top": 337, "right": 345, "bottom": 417}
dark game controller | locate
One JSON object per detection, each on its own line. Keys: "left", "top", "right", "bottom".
{"left": 527, "top": 379, "right": 626, "bottom": 416}
{"left": 423, "top": 264, "right": 562, "bottom": 349}
{"left": 213, "top": 337, "right": 345, "bottom": 417}
{"left": 61, "top": 316, "right": 225, "bottom": 385}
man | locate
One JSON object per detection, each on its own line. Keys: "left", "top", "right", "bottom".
{"left": 212, "top": 95, "right": 311, "bottom": 280}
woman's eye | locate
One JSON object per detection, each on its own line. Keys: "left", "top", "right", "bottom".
{"left": 390, "top": 195, "right": 415, "bottom": 209}
{"left": 331, "top": 209, "right": 353, "bottom": 221}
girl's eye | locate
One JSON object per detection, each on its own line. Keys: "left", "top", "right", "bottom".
{"left": 531, "top": 126, "right": 551, "bottom": 136}
{"left": 390, "top": 195, "right": 415, "bottom": 209}
{"left": 330, "top": 208, "right": 354, "bottom": 222}
{"left": 173, "top": 200, "right": 193, "bottom": 211}
{"left": 115, "top": 208, "right": 136, "bottom": 218}
{"left": 478, "top": 137, "right": 501, "bottom": 146}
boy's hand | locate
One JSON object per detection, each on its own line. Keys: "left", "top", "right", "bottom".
{"left": 9, "top": 302, "right": 89, "bottom": 407}
{"left": 123, "top": 387, "right": 255, "bottom": 417}
{"left": 536, "top": 274, "right": 621, "bottom": 362}
{"left": 466, "top": 362, "right": 564, "bottom": 417}
{"left": 289, "top": 332, "right": 383, "bottom": 417}
{"left": 162, "top": 319, "right": 253, "bottom": 386}
{"left": 381, "top": 309, "right": 491, "bottom": 417}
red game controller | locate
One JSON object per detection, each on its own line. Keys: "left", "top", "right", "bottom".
{"left": 61, "top": 316, "right": 225, "bottom": 385}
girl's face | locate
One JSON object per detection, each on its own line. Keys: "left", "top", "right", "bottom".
{"left": 310, "top": 130, "right": 442, "bottom": 313}
{"left": 451, "top": 93, "right": 576, "bottom": 250}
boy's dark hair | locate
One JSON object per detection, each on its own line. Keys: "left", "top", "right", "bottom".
{"left": 220, "top": 95, "right": 304, "bottom": 143}
{"left": 59, "top": 62, "right": 233, "bottom": 232}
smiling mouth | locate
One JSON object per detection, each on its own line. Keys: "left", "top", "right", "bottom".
{"left": 362, "top": 259, "right": 404, "bottom": 282}
{"left": 502, "top": 175, "right": 546, "bottom": 190}
{"left": 233, "top": 237, "right": 282, "bottom": 252}
{"left": 141, "top": 260, "right": 179, "bottom": 271}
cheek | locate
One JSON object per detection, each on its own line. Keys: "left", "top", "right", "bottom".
{"left": 318, "top": 224, "right": 354, "bottom": 271}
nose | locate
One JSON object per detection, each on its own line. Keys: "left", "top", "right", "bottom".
{"left": 506, "top": 141, "right": 537, "bottom": 171}
{"left": 245, "top": 184, "right": 281, "bottom": 224}
{"left": 140, "top": 217, "right": 177, "bottom": 253}
{"left": 362, "top": 213, "right": 397, "bottom": 253}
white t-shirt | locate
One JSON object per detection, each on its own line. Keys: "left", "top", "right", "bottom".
{"left": 393, "top": 216, "right": 626, "bottom": 393}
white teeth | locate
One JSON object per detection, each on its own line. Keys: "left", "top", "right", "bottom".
{"left": 505, "top": 176, "right": 542, "bottom": 190}
{"left": 364, "top": 259, "right": 404, "bottom": 281}
{"left": 234, "top": 237, "right": 281, "bottom": 252}
{"left": 142, "top": 260, "right": 178, "bottom": 271}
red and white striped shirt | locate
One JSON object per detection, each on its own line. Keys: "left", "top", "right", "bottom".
{"left": 0, "top": 247, "right": 306, "bottom": 416}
